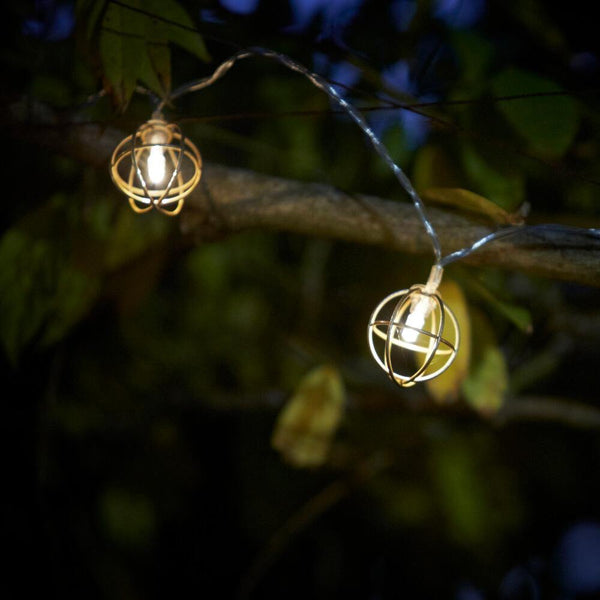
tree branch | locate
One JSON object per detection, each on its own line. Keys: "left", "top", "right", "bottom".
{"left": 7, "top": 102, "right": 600, "bottom": 286}
{"left": 182, "top": 163, "right": 600, "bottom": 286}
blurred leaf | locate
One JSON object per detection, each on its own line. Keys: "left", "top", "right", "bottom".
{"left": 425, "top": 279, "right": 471, "bottom": 404}
{"left": 105, "top": 242, "right": 170, "bottom": 315}
{"left": 461, "top": 143, "right": 525, "bottom": 212}
{"left": 41, "top": 260, "right": 100, "bottom": 346}
{"left": 98, "top": 0, "right": 207, "bottom": 108}
{"left": 99, "top": 2, "right": 142, "bottom": 108}
{"left": 451, "top": 31, "right": 493, "bottom": 88}
{"left": 505, "top": 0, "right": 567, "bottom": 54}
{"left": 145, "top": 17, "right": 171, "bottom": 97}
{"left": 76, "top": 0, "right": 107, "bottom": 40}
{"left": 431, "top": 437, "right": 489, "bottom": 547}
{"left": 421, "top": 187, "right": 523, "bottom": 225}
{"left": 368, "top": 477, "right": 433, "bottom": 527}
{"left": 272, "top": 365, "right": 345, "bottom": 469}
{"left": 99, "top": 488, "right": 156, "bottom": 548}
{"left": 0, "top": 229, "right": 99, "bottom": 363}
{"left": 0, "top": 198, "right": 171, "bottom": 363}
{"left": 431, "top": 434, "right": 522, "bottom": 550}
{"left": 462, "top": 309, "right": 508, "bottom": 416}
{"left": 413, "top": 144, "right": 462, "bottom": 192}
{"left": 467, "top": 277, "right": 533, "bottom": 333}
{"left": 145, "top": 0, "right": 209, "bottom": 62}
{"left": 104, "top": 206, "right": 172, "bottom": 270}
{"left": 491, "top": 68, "right": 579, "bottom": 158}
{"left": 137, "top": 43, "right": 167, "bottom": 99}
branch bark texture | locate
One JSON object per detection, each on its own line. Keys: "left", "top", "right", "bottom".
{"left": 7, "top": 104, "right": 600, "bottom": 286}
{"left": 183, "top": 163, "right": 600, "bottom": 286}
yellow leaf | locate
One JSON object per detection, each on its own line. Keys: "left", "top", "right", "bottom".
{"left": 462, "top": 309, "right": 508, "bottom": 416}
{"left": 421, "top": 187, "right": 524, "bottom": 225}
{"left": 425, "top": 279, "right": 471, "bottom": 404}
{"left": 271, "top": 365, "right": 345, "bottom": 469}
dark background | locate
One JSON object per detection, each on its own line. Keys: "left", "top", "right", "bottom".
{"left": 3, "top": 1, "right": 600, "bottom": 598}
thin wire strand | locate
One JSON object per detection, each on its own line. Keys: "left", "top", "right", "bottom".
{"left": 439, "top": 224, "right": 600, "bottom": 267}
{"left": 161, "top": 46, "right": 443, "bottom": 264}
{"left": 154, "top": 47, "right": 600, "bottom": 270}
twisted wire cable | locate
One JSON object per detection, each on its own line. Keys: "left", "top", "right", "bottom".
{"left": 160, "top": 47, "right": 443, "bottom": 264}
{"left": 109, "top": 47, "right": 599, "bottom": 270}
{"left": 439, "top": 224, "right": 600, "bottom": 268}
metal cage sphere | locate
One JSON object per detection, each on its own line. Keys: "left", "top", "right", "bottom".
{"left": 368, "top": 285, "right": 460, "bottom": 387}
{"left": 110, "top": 119, "right": 202, "bottom": 216}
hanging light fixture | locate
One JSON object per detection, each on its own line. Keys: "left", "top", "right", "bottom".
{"left": 368, "top": 265, "right": 459, "bottom": 387}
{"left": 98, "top": 47, "right": 600, "bottom": 389}
{"left": 110, "top": 115, "right": 202, "bottom": 216}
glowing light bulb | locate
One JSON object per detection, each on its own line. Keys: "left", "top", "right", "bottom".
{"left": 400, "top": 296, "right": 430, "bottom": 343}
{"left": 147, "top": 145, "right": 166, "bottom": 184}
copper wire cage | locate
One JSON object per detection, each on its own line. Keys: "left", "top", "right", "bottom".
{"left": 110, "top": 118, "right": 202, "bottom": 216}
{"left": 368, "top": 285, "right": 460, "bottom": 387}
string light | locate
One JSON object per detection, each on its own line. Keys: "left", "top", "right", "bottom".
{"left": 368, "top": 266, "right": 459, "bottom": 387}
{"left": 105, "top": 47, "right": 600, "bottom": 388}
{"left": 110, "top": 115, "right": 202, "bottom": 216}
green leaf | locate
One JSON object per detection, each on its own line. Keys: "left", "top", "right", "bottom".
{"left": 431, "top": 438, "right": 489, "bottom": 547}
{"left": 421, "top": 187, "right": 523, "bottom": 225}
{"left": 430, "top": 434, "right": 522, "bottom": 549}
{"left": 462, "top": 310, "right": 508, "bottom": 416}
{"left": 100, "top": 2, "right": 144, "bottom": 108}
{"left": 99, "top": 488, "right": 156, "bottom": 548}
{"left": 145, "top": 0, "right": 209, "bottom": 61}
{"left": 76, "top": 0, "right": 107, "bottom": 40}
{"left": 271, "top": 365, "right": 345, "bottom": 469}
{"left": 505, "top": 0, "right": 567, "bottom": 54}
{"left": 467, "top": 277, "right": 533, "bottom": 334}
{"left": 0, "top": 229, "right": 99, "bottom": 363}
{"left": 98, "top": 0, "right": 208, "bottom": 108}
{"left": 137, "top": 42, "right": 167, "bottom": 98}
{"left": 0, "top": 231, "right": 48, "bottom": 362}
{"left": 145, "top": 18, "right": 171, "bottom": 97}
{"left": 461, "top": 143, "right": 525, "bottom": 212}
{"left": 451, "top": 31, "right": 493, "bottom": 88}
{"left": 104, "top": 206, "right": 171, "bottom": 271}
{"left": 367, "top": 477, "right": 433, "bottom": 527}
{"left": 491, "top": 67, "right": 579, "bottom": 158}
{"left": 41, "top": 261, "right": 100, "bottom": 346}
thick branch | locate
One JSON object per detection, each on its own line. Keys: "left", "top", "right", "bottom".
{"left": 183, "top": 164, "right": 600, "bottom": 286}
{"left": 7, "top": 106, "right": 600, "bottom": 286}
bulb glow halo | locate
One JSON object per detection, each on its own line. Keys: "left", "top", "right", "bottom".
{"left": 368, "top": 286, "right": 459, "bottom": 387}
{"left": 110, "top": 118, "right": 202, "bottom": 215}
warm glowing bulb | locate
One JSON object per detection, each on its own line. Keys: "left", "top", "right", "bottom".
{"left": 400, "top": 297, "right": 431, "bottom": 343}
{"left": 147, "top": 145, "right": 166, "bottom": 184}
{"left": 401, "top": 311, "right": 424, "bottom": 343}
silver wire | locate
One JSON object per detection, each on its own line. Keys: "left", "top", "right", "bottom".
{"left": 160, "top": 47, "right": 443, "bottom": 264}
{"left": 156, "top": 47, "right": 600, "bottom": 269}
{"left": 439, "top": 224, "right": 600, "bottom": 267}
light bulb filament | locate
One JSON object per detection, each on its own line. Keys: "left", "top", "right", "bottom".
{"left": 399, "top": 296, "right": 431, "bottom": 343}
{"left": 401, "top": 311, "right": 425, "bottom": 343}
{"left": 147, "top": 145, "right": 166, "bottom": 184}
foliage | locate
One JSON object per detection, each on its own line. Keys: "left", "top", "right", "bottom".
{"left": 78, "top": 0, "right": 209, "bottom": 108}
{"left": 3, "top": 1, "right": 600, "bottom": 599}
{"left": 271, "top": 364, "right": 345, "bottom": 467}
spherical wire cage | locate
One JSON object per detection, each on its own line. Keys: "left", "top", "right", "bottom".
{"left": 110, "top": 118, "right": 202, "bottom": 216}
{"left": 368, "top": 285, "right": 460, "bottom": 387}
